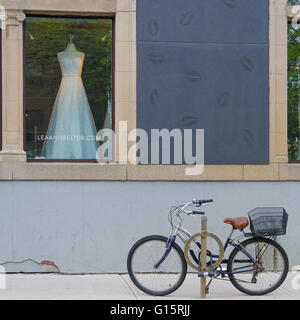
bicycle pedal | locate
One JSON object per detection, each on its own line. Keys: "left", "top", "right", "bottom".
{"left": 205, "top": 288, "right": 209, "bottom": 294}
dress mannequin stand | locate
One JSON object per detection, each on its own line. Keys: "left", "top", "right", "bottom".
{"left": 42, "top": 37, "right": 98, "bottom": 159}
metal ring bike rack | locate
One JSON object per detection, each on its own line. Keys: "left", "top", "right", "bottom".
{"left": 184, "top": 231, "right": 224, "bottom": 271}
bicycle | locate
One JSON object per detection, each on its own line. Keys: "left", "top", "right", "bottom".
{"left": 127, "top": 199, "right": 289, "bottom": 296}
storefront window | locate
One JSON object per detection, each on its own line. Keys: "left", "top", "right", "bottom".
{"left": 24, "top": 16, "right": 113, "bottom": 161}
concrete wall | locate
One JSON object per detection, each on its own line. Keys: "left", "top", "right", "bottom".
{"left": 137, "top": 0, "right": 270, "bottom": 164}
{"left": 0, "top": 180, "right": 298, "bottom": 273}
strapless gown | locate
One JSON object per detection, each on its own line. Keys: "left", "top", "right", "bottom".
{"left": 42, "top": 49, "right": 98, "bottom": 159}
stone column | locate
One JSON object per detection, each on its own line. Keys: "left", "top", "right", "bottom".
{"left": 115, "top": 0, "right": 136, "bottom": 164}
{"left": 0, "top": 9, "right": 26, "bottom": 162}
{"left": 269, "top": 0, "right": 288, "bottom": 163}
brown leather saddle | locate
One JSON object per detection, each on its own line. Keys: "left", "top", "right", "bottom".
{"left": 224, "top": 217, "right": 249, "bottom": 230}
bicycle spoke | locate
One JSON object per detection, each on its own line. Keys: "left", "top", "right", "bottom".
{"left": 128, "top": 236, "right": 186, "bottom": 295}
{"left": 228, "top": 238, "right": 288, "bottom": 295}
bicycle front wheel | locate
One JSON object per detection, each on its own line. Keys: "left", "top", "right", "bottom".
{"left": 127, "top": 235, "right": 187, "bottom": 296}
{"left": 227, "top": 237, "right": 289, "bottom": 295}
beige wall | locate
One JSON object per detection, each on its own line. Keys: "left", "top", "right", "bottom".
{"left": 0, "top": 0, "right": 116, "bottom": 14}
{"left": 0, "top": 0, "right": 298, "bottom": 181}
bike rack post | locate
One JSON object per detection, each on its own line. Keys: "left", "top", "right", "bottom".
{"left": 200, "top": 216, "right": 207, "bottom": 299}
{"left": 184, "top": 220, "right": 224, "bottom": 298}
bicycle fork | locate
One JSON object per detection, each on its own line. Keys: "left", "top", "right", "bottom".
{"left": 153, "top": 235, "right": 176, "bottom": 269}
{"left": 153, "top": 221, "right": 183, "bottom": 269}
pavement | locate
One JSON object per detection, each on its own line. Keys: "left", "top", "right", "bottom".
{"left": 0, "top": 273, "right": 298, "bottom": 300}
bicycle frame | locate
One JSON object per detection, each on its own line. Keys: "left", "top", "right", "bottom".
{"left": 160, "top": 212, "right": 271, "bottom": 276}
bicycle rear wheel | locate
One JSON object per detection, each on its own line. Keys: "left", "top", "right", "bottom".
{"left": 127, "top": 235, "right": 187, "bottom": 296}
{"left": 227, "top": 237, "right": 289, "bottom": 295}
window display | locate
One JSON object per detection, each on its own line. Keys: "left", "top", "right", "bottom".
{"left": 25, "top": 16, "right": 113, "bottom": 160}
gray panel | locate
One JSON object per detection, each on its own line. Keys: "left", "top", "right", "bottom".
{"left": 137, "top": 42, "right": 269, "bottom": 164}
{"left": 137, "top": 0, "right": 269, "bottom": 44}
{"left": 137, "top": 0, "right": 269, "bottom": 164}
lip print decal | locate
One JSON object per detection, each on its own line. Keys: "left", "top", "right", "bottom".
{"left": 148, "top": 19, "right": 159, "bottom": 36}
{"left": 240, "top": 56, "right": 255, "bottom": 72}
{"left": 146, "top": 52, "right": 165, "bottom": 63}
{"left": 179, "top": 11, "right": 194, "bottom": 26}
{"left": 217, "top": 92, "right": 230, "bottom": 107}
{"left": 222, "top": 0, "right": 237, "bottom": 8}
{"left": 243, "top": 129, "right": 255, "bottom": 145}
{"left": 182, "top": 116, "right": 198, "bottom": 126}
{"left": 184, "top": 71, "right": 201, "bottom": 82}
{"left": 150, "top": 89, "right": 160, "bottom": 105}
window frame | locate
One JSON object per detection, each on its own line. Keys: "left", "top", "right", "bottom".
{"left": 23, "top": 14, "right": 115, "bottom": 163}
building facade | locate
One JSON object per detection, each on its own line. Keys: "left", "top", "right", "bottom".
{"left": 0, "top": 0, "right": 299, "bottom": 272}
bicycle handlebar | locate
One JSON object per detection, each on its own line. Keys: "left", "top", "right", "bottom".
{"left": 171, "top": 199, "right": 214, "bottom": 218}
{"left": 192, "top": 199, "right": 214, "bottom": 206}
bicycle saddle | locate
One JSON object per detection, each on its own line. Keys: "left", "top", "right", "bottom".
{"left": 224, "top": 217, "right": 249, "bottom": 230}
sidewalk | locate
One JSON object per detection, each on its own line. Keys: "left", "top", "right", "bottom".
{"left": 0, "top": 273, "right": 298, "bottom": 300}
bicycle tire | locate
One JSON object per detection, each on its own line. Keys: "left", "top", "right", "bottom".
{"left": 227, "top": 237, "right": 289, "bottom": 295}
{"left": 127, "top": 235, "right": 187, "bottom": 296}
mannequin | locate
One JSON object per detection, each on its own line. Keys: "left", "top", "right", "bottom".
{"left": 62, "top": 35, "right": 82, "bottom": 55}
{"left": 57, "top": 35, "right": 85, "bottom": 74}
{"left": 42, "top": 35, "right": 99, "bottom": 159}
